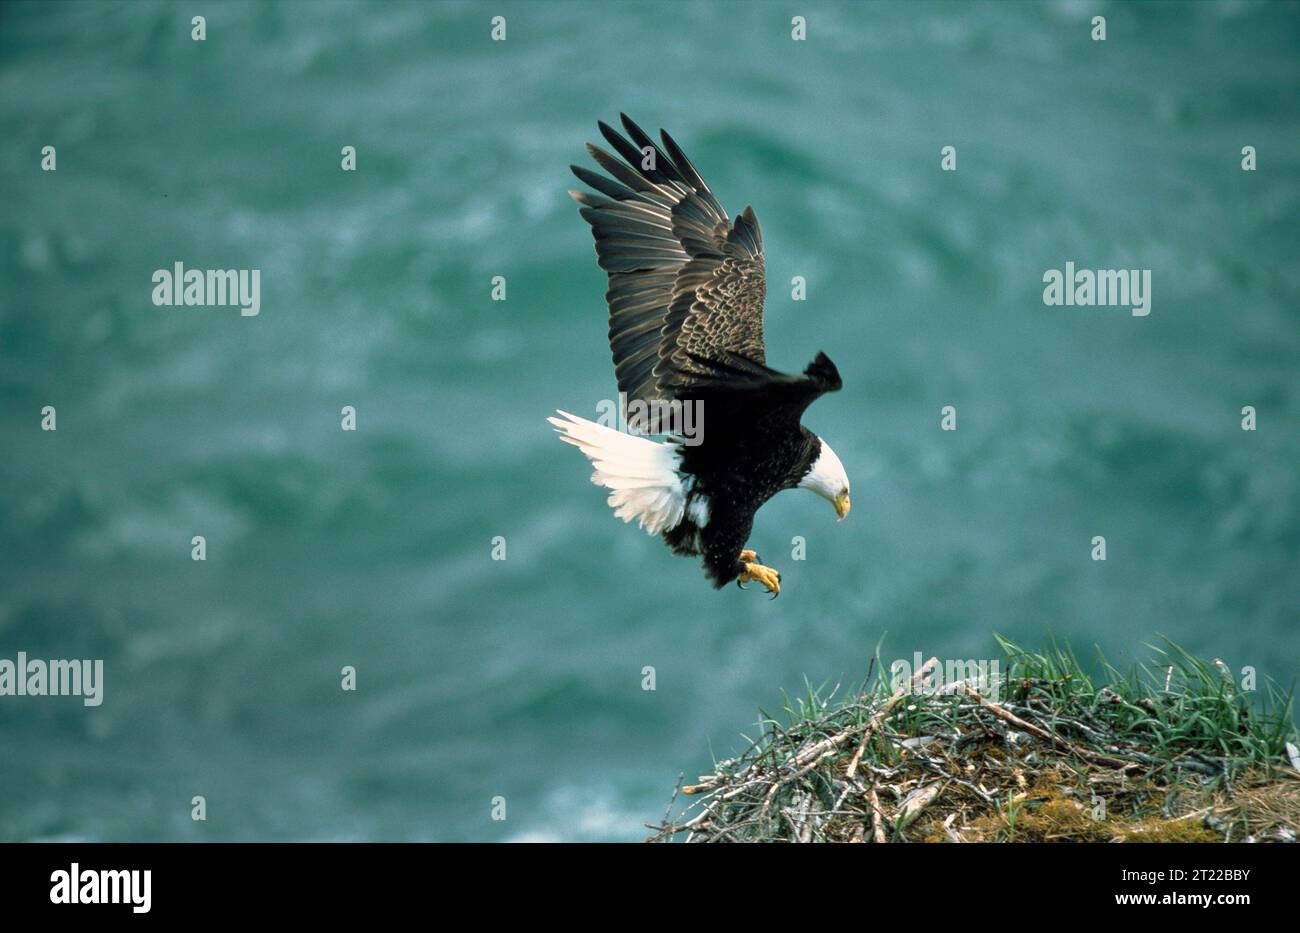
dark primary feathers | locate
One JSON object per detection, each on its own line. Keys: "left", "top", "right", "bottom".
{"left": 569, "top": 113, "right": 767, "bottom": 412}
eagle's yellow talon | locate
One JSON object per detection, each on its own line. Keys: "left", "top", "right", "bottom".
{"left": 738, "top": 561, "right": 781, "bottom": 598}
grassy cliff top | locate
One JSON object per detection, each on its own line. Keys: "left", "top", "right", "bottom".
{"left": 649, "top": 638, "right": 1299, "bottom": 843}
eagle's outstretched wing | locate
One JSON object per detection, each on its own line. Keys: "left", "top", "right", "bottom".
{"left": 664, "top": 349, "right": 843, "bottom": 439}
{"left": 569, "top": 114, "right": 766, "bottom": 411}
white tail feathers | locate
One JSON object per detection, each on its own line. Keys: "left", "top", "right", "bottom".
{"left": 548, "top": 410, "right": 685, "bottom": 536}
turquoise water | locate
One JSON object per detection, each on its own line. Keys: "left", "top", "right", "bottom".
{"left": 1, "top": 0, "right": 1297, "bottom": 841}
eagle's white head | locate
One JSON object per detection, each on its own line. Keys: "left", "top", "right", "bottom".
{"left": 799, "top": 437, "right": 851, "bottom": 521}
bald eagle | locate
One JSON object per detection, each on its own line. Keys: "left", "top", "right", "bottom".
{"left": 549, "top": 115, "right": 850, "bottom": 597}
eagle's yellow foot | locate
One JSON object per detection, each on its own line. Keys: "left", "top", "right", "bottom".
{"left": 739, "top": 549, "right": 760, "bottom": 564}
{"left": 737, "top": 561, "right": 781, "bottom": 599}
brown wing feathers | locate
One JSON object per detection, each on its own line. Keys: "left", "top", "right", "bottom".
{"left": 569, "top": 114, "right": 767, "bottom": 406}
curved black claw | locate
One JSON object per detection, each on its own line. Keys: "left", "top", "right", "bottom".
{"left": 737, "top": 579, "right": 748, "bottom": 590}
{"left": 770, "top": 571, "right": 782, "bottom": 600}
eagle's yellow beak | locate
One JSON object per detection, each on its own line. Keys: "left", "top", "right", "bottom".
{"left": 834, "top": 493, "right": 851, "bottom": 521}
